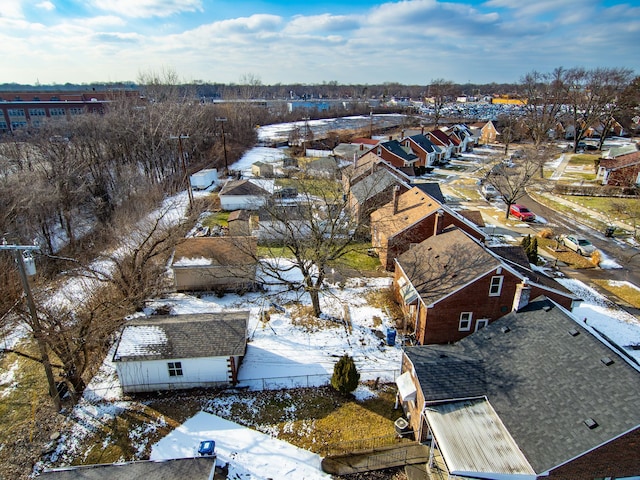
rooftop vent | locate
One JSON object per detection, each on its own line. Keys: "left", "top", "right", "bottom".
{"left": 601, "top": 357, "right": 614, "bottom": 366}
{"left": 543, "top": 305, "right": 552, "bottom": 312}
{"left": 501, "top": 326, "right": 511, "bottom": 333}
{"left": 568, "top": 328, "right": 580, "bottom": 337}
{"left": 584, "top": 418, "right": 599, "bottom": 430}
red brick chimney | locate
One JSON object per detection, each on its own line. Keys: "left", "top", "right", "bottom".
{"left": 392, "top": 185, "right": 401, "bottom": 215}
{"left": 434, "top": 209, "right": 445, "bottom": 236}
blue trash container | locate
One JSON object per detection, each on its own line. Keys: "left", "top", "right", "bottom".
{"left": 198, "top": 440, "right": 216, "bottom": 456}
{"left": 386, "top": 328, "right": 397, "bottom": 346}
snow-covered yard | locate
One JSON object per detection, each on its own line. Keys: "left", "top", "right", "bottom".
{"left": 16, "top": 131, "right": 640, "bottom": 478}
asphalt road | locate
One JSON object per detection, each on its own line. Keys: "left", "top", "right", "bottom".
{"left": 520, "top": 191, "right": 640, "bottom": 301}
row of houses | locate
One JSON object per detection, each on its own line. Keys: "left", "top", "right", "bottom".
{"left": 339, "top": 141, "right": 640, "bottom": 478}
{"left": 100, "top": 131, "right": 640, "bottom": 479}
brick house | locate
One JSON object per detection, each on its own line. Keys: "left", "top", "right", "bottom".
{"left": 393, "top": 228, "right": 577, "bottom": 344}
{"left": 475, "top": 120, "right": 498, "bottom": 145}
{"left": 396, "top": 297, "right": 640, "bottom": 479}
{"left": 426, "top": 129, "right": 455, "bottom": 160}
{"left": 370, "top": 187, "right": 486, "bottom": 271}
{"left": 400, "top": 134, "right": 439, "bottom": 168}
{"left": 373, "top": 139, "right": 419, "bottom": 171}
{"left": 596, "top": 151, "right": 640, "bottom": 186}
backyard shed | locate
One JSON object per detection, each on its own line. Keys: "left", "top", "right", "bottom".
{"left": 113, "top": 311, "right": 249, "bottom": 393}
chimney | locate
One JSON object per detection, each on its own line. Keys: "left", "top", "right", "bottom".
{"left": 421, "top": 126, "right": 425, "bottom": 135}
{"left": 434, "top": 209, "right": 445, "bottom": 236}
{"left": 512, "top": 278, "right": 531, "bottom": 312}
{"left": 360, "top": 143, "right": 364, "bottom": 151}
{"left": 392, "top": 185, "right": 401, "bottom": 215}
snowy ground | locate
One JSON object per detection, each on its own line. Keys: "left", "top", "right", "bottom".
{"left": 16, "top": 130, "right": 640, "bottom": 478}
{"left": 39, "top": 267, "right": 401, "bottom": 478}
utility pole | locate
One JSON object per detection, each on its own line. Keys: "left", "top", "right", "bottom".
{"left": 170, "top": 135, "right": 193, "bottom": 209}
{"left": 369, "top": 111, "right": 373, "bottom": 139}
{"left": 0, "top": 241, "right": 61, "bottom": 412}
{"left": 215, "top": 118, "right": 228, "bottom": 175}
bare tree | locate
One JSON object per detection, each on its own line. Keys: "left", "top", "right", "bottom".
{"left": 559, "top": 67, "right": 634, "bottom": 153}
{"left": 427, "top": 78, "right": 455, "bottom": 127}
{"left": 244, "top": 177, "right": 364, "bottom": 317}
{"left": 483, "top": 152, "right": 544, "bottom": 220}
{"left": 520, "top": 69, "right": 564, "bottom": 147}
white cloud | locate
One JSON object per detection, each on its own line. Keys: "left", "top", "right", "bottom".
{"left": 0, "top": 0, "right": 25, "bottom": 19}
{"left": 91, "top": 0, "right": 203, "bottom": 18}
{"left": 284, "top": 14, "right": 359, "bottom": 35}
{"left": 36, "top": 1, "right": 55, "bottom": 12}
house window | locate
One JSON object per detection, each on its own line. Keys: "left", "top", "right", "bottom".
{"left": 475, "top": 319, "right": 489, "bottom": 331}
{"left": 168, "top": 361, "right": 183, "bottom": 377}
{"left": 489, "top": 276, "right": 503, "bottom": 296}
{"left": 459, "top": 312, "right": 472, "bottom": 331}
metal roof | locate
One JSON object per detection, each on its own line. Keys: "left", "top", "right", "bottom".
{"left": 425, "top": 399, "right": 536, "bottom": 478}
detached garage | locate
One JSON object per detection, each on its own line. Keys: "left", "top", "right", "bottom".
{"left": 113, "top": 311, "right": 249, "bottom": 393}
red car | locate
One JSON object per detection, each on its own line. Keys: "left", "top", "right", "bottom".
{"left": 510, "top": 204, "right": 536, "bottom": 221}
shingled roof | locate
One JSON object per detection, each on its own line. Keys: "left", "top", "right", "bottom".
{"left": 407, "top": 297, "right": 640, "bottom": 474}
{"left": 370, "top": 186, "right": 442, "bottom": 236}
{"left": 39, "top": 457, "right": 216, "bottom": 480}
{"left": 599, "top": 150, "right": 640, "bottom": 170}
{"left": 172, "top": 236, "right": 257, "bottom": 267}
{"left": 219, "top": 179, "right": 270, "bottom": 196}
{"left": 396, "top": 228, "right": 499, "bottom": 307}
{"left": 380, "top": 139, "right": 419, "bottom": 163}
{"left": 113, "top": 311, "right": 249, "bottom": 362}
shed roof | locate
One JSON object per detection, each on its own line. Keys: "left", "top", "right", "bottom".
{"left": 425, "top": 399, "right": 536, "bottom": 478}
{"left": 219, "top": 179, "right": 270, "bottom": 196}
{"left": 113, "top": 311, "right": 249, "bottom": 362}
{"left": 38, "top": 457, "right": 216, "bottom": 480}
{"left": 172, "top": 236, "right": 257, "bottom": 267}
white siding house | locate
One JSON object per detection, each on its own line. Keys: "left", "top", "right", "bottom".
{"left": 218, "top": 179, "right": 272, "bottom": 211}
{"left": 113, "top": 311, "right": 249, "bottom": 393}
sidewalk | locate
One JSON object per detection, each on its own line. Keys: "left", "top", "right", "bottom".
{"left": 530, "top": 190, "right": 635, "bottom": 236}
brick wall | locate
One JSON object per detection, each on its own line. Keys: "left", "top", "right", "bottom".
{"left": 544, "top": 427, "right": 640, "bottom": 480}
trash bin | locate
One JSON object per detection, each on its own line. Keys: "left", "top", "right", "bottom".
{"left": 605, "top": 226, "right": 615, "bottom": 237}
{"left": 198, "top": 440, "right": 216, "bottom": 456}
{"left": 386, "top": 328, "right": 397, "bottom": 346}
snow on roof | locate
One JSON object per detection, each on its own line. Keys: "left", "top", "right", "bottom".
{"left": 113, "top": 325, "right": 168, "bottom": 360}
{"left": 151, "top": 411, "right": 331, "bottom": 479}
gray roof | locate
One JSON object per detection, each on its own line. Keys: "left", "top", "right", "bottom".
{"left": 219, "top": 179, "right": 269, "bottom": 196}
{"left": 397, "top": 228, "right": 499, "bottom": 306}
{"left": 113, "top": 311, "right": 249, "bottom": 362}
{"left": 381, "top": 140, "right": 418, "bottom": 162}
{"left": 405, "top": 347, "right": 486, "bottom": 402}
{"left": 406, "top": 297, "right": 640, "bottom": 474}
{"left": 411, "top": 182, "right": 445, "bottom": 204}
{"left": 350, "top": 168, "right": 402, "bottom": 203}
{"left": 38, "top": 457, "right": 216, "bottom": 479}
{"left": 408, "top": 134, "right": 437, "bottom": 153}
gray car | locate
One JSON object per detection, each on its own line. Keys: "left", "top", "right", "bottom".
{"left": 560, "top": 234, "right": 596, "bottom": 256}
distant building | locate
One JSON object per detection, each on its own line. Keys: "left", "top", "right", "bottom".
{"left": 0, "top": 90, "right": 139, "bottom": 133}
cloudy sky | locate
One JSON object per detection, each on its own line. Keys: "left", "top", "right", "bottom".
{"left": 1, "top": 0, "right": 639, "bottom": 86}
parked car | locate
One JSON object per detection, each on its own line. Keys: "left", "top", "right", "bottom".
{"left": 509, "top": 204, "right": 536, "bottom": 221}
{"left": 560, "top": 234, "right": 596, "bottom": 256}
{"left": 481, "top": 184, "right": 499, "bottom": 200}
